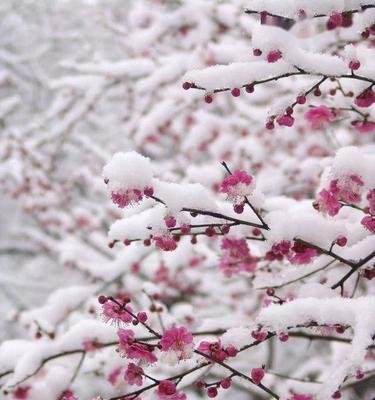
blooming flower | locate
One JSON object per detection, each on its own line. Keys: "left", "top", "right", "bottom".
{"left": 219, "top": 238, "right": 258, "bottom": 276}
{"left": 124, "top": 363, "right": 143, "bottom": 386}
{"left": 111, "top": 189, "right": 143, "bottom": 208}
{"left": 265, "top": 240, "right": 317, "bottom": 265}
{"left": 276, "top": 114, "right": 295, "bottom": 127}
{"left": 156, "top": 381, "right": 186, "bottom": 400}
{"left": 197, "top": 340, "right": 235, "bottom": 362}
{"left": 102, "top": 301, "right": 133, "bottom": 325}
{"left": 305, "top": 106, "right": 334, "bottom": 129}
{"left": 353, "top": 121, "right": 375, "bottom": 134}
{"left": 315, "top": 189, "right": 341, "bottom": 216}
{"left": 117, "top": 329, "right": 157, "bottom": 363}
{"left": 108, "top": 366, "right": 123, "bottom": 386}
{"left": 153, "top": 233, "right": 177, "bottom": 251}
{"left": 159, "top": 327, "right": 194, "bottom": 365}
{"left": 361, "top": 216, "right": 375, "bottom": 233}
{"left": 355, "top": 88, "right": 375, "bottom": 108}
{"left": 220, "top": 170, "right": 255, "bottom": 204}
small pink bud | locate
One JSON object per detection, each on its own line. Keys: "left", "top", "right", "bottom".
{"left": 278, "top": 332, "right": 289, "bottom": 342}
{"left": 253, "top": 48, "right": 262, "bottom": 56}
{"left": 144, "top": 187, "right": 154, "bottom": 197}
{"left": 164, "top": 215, "right": 177, "bottom": 228}
{"left": 233, "top": 203, "right": 244, "bottom": 214}
{"left": 245, "top": 84, "right": 254, "bottom": 93}
{"left": 205, "top": 94, "right": 213, "bottom": 104}
{"left": 336, "top": 236, "right": 347, "bottom": 247}
{"left": 137, "top": 312, "right": 148, "bottom": 323}
{"left": 182, "top": 81, "right": 191, "bottom": 90}
{"left": 252, "top": 228, "right": 261, "bottom": 236}
{"left": 207, "top": 387, "right": 218, "bottom": 398}
{"left": 220, "top": 378, "right": 231, "bottom": 389}
{"left": 356, "top": 370, "right": 364, "bottom": 380}
{"left": 349, "top": 60, "right": 360, "bottom": 70}
{"left": 296, "top": 95, "right": 306, "bottom": 104}
{"left": 266, "top": 120, "right": 275, "bottom": 130}
{"left": 231, "top": 88, "right": 241, "bottom": 97}
{"left": 332, "top": 391, "right": 341, "bottom": 399}
{"left": 98, "top": 295, "right": 107, "bottom": 304}
{"left": 267, "top": 50, "right": 282, "bottom": 63}
{"left": 251, "top": 367, "right": 265, "bottom": 385}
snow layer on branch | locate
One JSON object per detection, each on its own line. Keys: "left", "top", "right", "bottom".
{"left": 184, "top": 61, "right": 296, "bottom": 91}
{"left": 61, "top": 58, "right": 155, "bottom": 78}
{"left": 252, "top": 25, "right": 348, "bottom": 76}
{"left": 257, "top": 297, "right": 375, "bottom": 399}
{"left": 102, "top": 151, "right": 153, "bottom": 193}
{"left": 20, "top": 286, "right": 97, "bottom": 328}
{"left": 245, "top": 0, "right": 370, "bottom": 18}
{"left": 153, "top": 179, "right": 218, "bottom": 214}
{"left": 264, "top": 202, "right": 346, "bottom": 248}
{"left": 331, "top": 146, "right": 375, "bottom": 187}
{"left": 108, "top": 204, "right": 165, "bottom": 241}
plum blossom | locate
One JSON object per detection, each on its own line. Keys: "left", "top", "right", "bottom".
{"left": 159, "top": 326, "right": 194, "bottom": 365}
{"left": 219, "top": 237, "right": 258, "bottom": 276}
{"left": 305, "top": 106, "right": 334, "bottom": 129}
{"left": 111, "top": 189, "right": 144, "bottom": 208}
{"left": 220, "top": 170, "right": 255, "bottom": 204}
{"left": 353, "top": 121, "right": 375, "bottom": 134}
{"left": 117, "top": 329, "right": 157, "bottom": 363}
{"left": 355, "top": 88, "right": 375, "bottom": 108}
{"left": 251, "top": 367, "right": 265, "bottom": 385}
{"left": 265, "top": 240, "right": 317, "bottom": 265}
{"left": 276, "top": 114, "right": 295, "bottom": 127}
{"left": 366, "top": 189, "right": 375, "bottom": 214}
{"left": 12, "top": 387, "right": 31, "bottom": 400}
{"left": 314, "top": 189, "right": 341, "bottom": 216}
{"left": 108, "top": 366, "right": 123, "bottom": 386}
{"left": 156, "top": 381, "right": 186, "bottom": 400}
{"left": 153, "top": 233, "right": 177, "bottom": 251}
{"left": 315, "top": 175, "right": 364, "bottom": 216}
{"left": 124, "top": 363, "right": 143, "bottom": 386}
{"left": 289, "top": 395, "right": 313, "bottom": 400}
{"left": 361, "top": 216, "right": 375, "bottom": 233}
{"left": 102, "top": 300, "right": 133, "bottom": 324}
{"left": 197, "top": 340, "right": 236, "bottom": 362}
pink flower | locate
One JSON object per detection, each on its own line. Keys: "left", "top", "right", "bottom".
{"left": 355, "top": 88, "right": 375, "bottom": 108}
{"left": 251, "top": 329, "right": 268, "bottom": 342}
{"left": 102, "top": 301, "right": 133, "bottom": 325}
{"left": 265, "top": 240, "right": 291, "bottom": 261}
{"left": 196, "top": 340, "right": 232, "bottom": 362}
{"left": 267, "top": 50, "right": 282, "bottom": 63}
{"left": 108, "top": 366, "right": 122, "bottom": 385}
{"left": 124, "top": 363, "right": 143, "bottom": 386}
{"left": 156, "top": 381, "right": 186, "bottom": 400}
{"left": 220, "top": 170, "right": 255, "bottom": 203}
{"left": 361, "top": 216, "right": 375, "bottom": 233}
{"left": 333, "top": 175, "right": 364, "bottom": 204}
{"left": 12, "top": 387, "right": 31, "bottom": 400}
{"left": 111, "top": 189, "right": 143, "bottom": 208}
{"left": 305, "top": 106, "right": 334, "bottom": 129}
{"left": 288, "top": 242, "right": 318, "bottom": 265}
{"left": 289, "top": 395, "right": 313, "bottom": 400}
{"left": 153, "top": 234, "right": 177, "bottom": 251}
{"left": 251, "top": 367, "right": 265, "bottom": 385}
{"left": 219, "top": 238, "right": 258, "bottom": 276}
{"left": 276, "top": 114, "right": 295, "bottom": 127}
{"left": 315, "top": 189, "right": 341, "bottom": 216}
{"left": 117, "top": 329, "right": 157, "bottom": 363}
{"left": 367, "top": 189, "right": 375, "bottom": 214}
{"left": 353, "top": 121, "right": 375, "bottom": 134}
{"left": 159, "top": 327, "right": 194, "bottom": 364}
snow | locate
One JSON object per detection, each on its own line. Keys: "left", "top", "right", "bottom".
{"left": 245, "top": 0, "right": 370, "bottom": 18}
{"left": 102, "top": 151, "right": 154, "bottom": 193}
{"left": 257, "top": 296, "right": 375, "bottom": 399}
